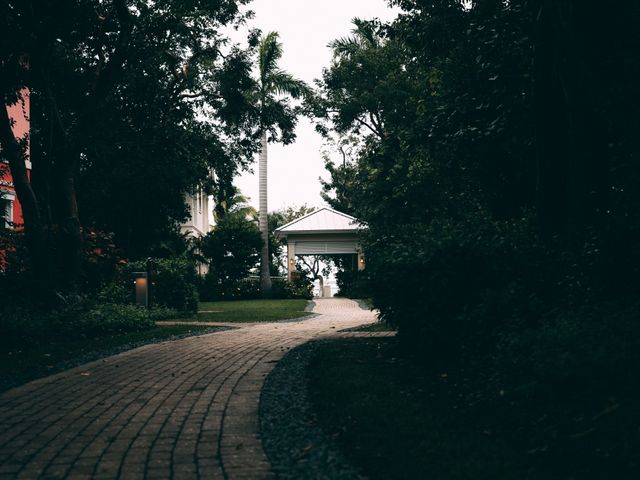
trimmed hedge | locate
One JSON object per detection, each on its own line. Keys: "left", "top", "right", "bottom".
{"left": 199, "top": 276, "right": 313, "bottom": 301}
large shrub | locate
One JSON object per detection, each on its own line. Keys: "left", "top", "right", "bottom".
{"left": 272, "top": 276, "right": 313, "bottom": 300}
{"left": 200, "top": 212, "right": 262, "bottom": 298}
{"left": 122, "top": 258, "right": 199, "bottom": 313}
{"left": 334, "top": 268, "right": 370, "bottom": 299}
{"left": 0, "top": 230, "right": 38, "bottom": 305}
{"left": 200, "top": 276, "right": 312, "bottom": 301}
{"left": 0, "top": 298, "right": 173, "bottom": 341}
{"left": 366, "top": 214, "right": 556, "bottom": 358}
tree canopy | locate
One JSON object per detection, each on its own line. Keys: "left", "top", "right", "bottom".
{"left": 316, "top": 0, "right": 640, "bottom": 341}
{"left": 0, "top": 0, "right": 258, "bottom": 295}
{"left": 313, "top": 3, "right": 640, "bottom": 474}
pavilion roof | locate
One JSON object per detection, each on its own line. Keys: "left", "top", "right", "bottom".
{"left": 274, "top": 207, "right": 364, "bottom": 237}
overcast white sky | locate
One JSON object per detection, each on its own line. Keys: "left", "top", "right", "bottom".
{"left": 230, "top": 0, "right": 400, "bottom": 212}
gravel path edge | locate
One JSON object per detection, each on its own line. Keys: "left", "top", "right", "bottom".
{"left": 260, "top": 340, "right": 366, "bottom": 480}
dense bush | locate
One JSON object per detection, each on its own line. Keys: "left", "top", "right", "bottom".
{"left": 0, "top": 299, "right": 175, "bottom": 341}
{"left": 0, "top": 224, "right": 122, "bottom": 297}
{"left": 199, "top": 276, "right": 312, "bottom": 301}
{"left": 310, "top": 1, "right": 640, "bottom": 475}
{"left": 51, "top": 303, "right": 156, "bottom": 336}
{"left": 272, "top": 276, "right": 313, "bottom": 300}
{"left": 366, "top": 215, "right": 551, "bottom": 356}
{"left": 123, "top": 258, "right": 199, "bottom": 313}
{"left": 0, "top": 230, "right": 33, "bottom": 303}
{"left": 334, "top": 268, "right": 370, "bottom": 299}
{"left": 200, "top": 212, "right": 262, "bottom": 290}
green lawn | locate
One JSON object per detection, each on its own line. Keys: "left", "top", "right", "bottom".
{"left": 0, "top": 324, "right": 220, "bottom": 393}
{"left": 197, "top": 299, "right": 311, "bottom": 323}
{"left": 307, "top": 338, "right": 528, "bottom": 480}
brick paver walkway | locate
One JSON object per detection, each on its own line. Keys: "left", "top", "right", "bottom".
{"left": 0, "top": 299, "right": 379, "bottom": 480}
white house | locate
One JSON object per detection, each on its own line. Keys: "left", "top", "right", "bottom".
{"left": 181, "top": 190, "right": 211, "bottom": 239}
{"left": 181, "top": 189, "right": 213, "bottom": 275}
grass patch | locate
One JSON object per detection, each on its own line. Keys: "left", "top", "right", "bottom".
{"left": 308, "top": 337, "right": 640, "bottom": 479}
{"left": 308, "top": 338, "right": 533, "bottom": 480}
{"left": 197, "top": 299, "right": 311, "bottom": 323}
{"left": 0, "top": 324, "right": 221, "bottom": 393}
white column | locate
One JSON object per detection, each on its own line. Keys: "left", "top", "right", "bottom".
{"left": 287, "top": 242, "right": 296, "bottom": 281}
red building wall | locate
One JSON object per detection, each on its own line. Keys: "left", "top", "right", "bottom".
{"left": 1, "top": 91, "right": 30, "bottom": 228}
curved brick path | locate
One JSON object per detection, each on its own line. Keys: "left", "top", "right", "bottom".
{"left": 0, "top": 299, "right": 378, "bottom": 480}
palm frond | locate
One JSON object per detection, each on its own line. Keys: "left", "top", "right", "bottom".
{"left": 329, "top": 18, "right": 383, "bottom": 59}
{"left": 329, "top": 36, "right": 363, "bottom": 57}
{"left": 352, "top": 17, "right": 379, "bottom": 47}
{"left": 266, "top": 69, "right": 310, "bottom": 99}
{"left": 259, "top": 31, "right": 283, "bottom": 85}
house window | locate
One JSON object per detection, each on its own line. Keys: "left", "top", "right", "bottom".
{"left": 0, "top": 196, "right": 13, "bottom": 229}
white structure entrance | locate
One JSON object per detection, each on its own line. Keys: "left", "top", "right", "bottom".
{"left": 274, "top": 207, "right": 366, "bottom": 282}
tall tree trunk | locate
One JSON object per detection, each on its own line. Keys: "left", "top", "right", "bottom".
{"left": 0, "top": 101, "right": 53, "bottom": 298}
{"left": 259, "top": 130, "right": 272, "bottom": 295}
{"left": 44, "top": 80, "right": 83, "bottom": 290}
{"left": 58, "top": 171, "right": 83, "bottom": 289}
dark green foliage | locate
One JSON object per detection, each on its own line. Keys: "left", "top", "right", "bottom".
{"left": 0, "top": 300, "right": 168, "bottom": 342}
{"left": 124, "top": 258, "right": 199, "bottom": 313}
{"left": 104, "top": 257, "right": 200, "bottom": 313}
{"left": 333, "top": 255, "right": 370, "bottom": 298}
{"left": 315, "top": 2, "right": 640, "bottom": 474}
{"left": 307, "top": 337, "right": 640, "bottom": 479}
{"left": 197, "top": 206, "right": 315, "bottom": 301}
{"left": 366, "top": 215, "right": 551, "bottom": 357}
{"left": 0, "top": 229, "right": 30, "bottom": 299}
{"left": 201, "top": 276, "right": 312, "bottom": 301}
{"left": 53, "top": 303, "right": 156, "bottom": 336}
{"left": 151, "top": 259, "right": 199, "bottom": 313}
{"left": 317, "top": 0, "right": 640, "bottom": 355}
{"left": 1, "top": 227, "right": 122, "bottom": 299}
{"left": 73, "top": 0, "right": 256, "bottom": 257}
{"left": 81, "top": 229, "right": 122, "bottom": 291}
{"left": 271, "top": 276, "right": 313, "bottom": 300}
{"left": 306, "top": 338, "right": 524, "bottom": 480}
{"left": 199, "top": 211, "right": 262, "bottom": 301}
{"left": 0, "top": 0, "right": 257, "bottom": 295}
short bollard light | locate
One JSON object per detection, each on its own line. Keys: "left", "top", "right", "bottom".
{"left": 132, "top": 272, "right": 148, "bottom": 307}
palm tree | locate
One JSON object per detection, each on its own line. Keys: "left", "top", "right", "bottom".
{"left": 329, "top": 18, "right": 383, "bottom": 59}
{"left": 213, "top": 186, "right": 256, "bottom": 223}
{"left": 254, "top": 32, "right": 309, "bottom": 296}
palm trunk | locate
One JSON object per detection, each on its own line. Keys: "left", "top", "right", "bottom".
{"left": 259, "top": 130, "right": 272, "bottom": 295}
